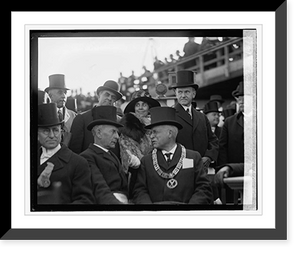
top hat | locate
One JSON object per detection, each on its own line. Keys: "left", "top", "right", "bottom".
{"left": 38, "top": 103, "right": 64, "bottom": 127}
{"left": 96, "top": 80, "right": 123, "bottom": 101}
{"left": 124, "top": 90, "right": 161, "bottom": 114}
{"left": 203, "top": 101, "right": 222, "bottom": 114}
{"left": 45, "top": 74, "right": 69, "bottom": 93}
{"left": 209, "top": 94, "right": 224, "bottom": 104}
{"left": 87, "top": 106, "right": 123, "bottom": 131}
{"left": 171, "top": 70, "right": 199, "bottom": 91}
{"left": 232, "top": 81, "right": 244, "bottom": 98}
{"left": 145, "top": 107, "right": 182, "bottom": 130}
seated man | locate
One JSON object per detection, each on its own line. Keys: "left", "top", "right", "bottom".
{"left": 132, "top": 107, "right": 213, "bottom": 204}
{"left": 37, "top": 103, "right": 94, "bottom": 204}
{"left": 80, "top": 106, "right": 139, "bottom": 204}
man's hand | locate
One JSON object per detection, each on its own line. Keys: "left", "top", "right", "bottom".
{"left": 214, "top": 166, "right": 231, "bottom": 186}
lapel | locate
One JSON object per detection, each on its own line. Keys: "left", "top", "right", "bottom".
{"left": 168, "top": 144, "right": 182, "bottom": 169}
{"left": 38, "top": 145, "right": 70, "bottom": 176}
{"left": 191, "top": 107, "right": 201, "bottom": 133}
{"left": 175, "top": 103, "right": 193, "bottom": 126}
{"left": 236, "top": 112, "right": 244, "bottom": 128}
{"left": 89, "top": 143, "right": 121, "bottom": 170}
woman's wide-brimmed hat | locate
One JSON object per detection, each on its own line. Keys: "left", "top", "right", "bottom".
{"left": 145, "top": 107, "right": 182, "bottom": 130}
{"left": 45, "top": 74, "right": 69, "bottom": 93}
{"left": 124, "top": 90, "right": 161, "bottom": 114}
{"left": 87, "top": 105, "right": 123, "bottom": 131}
{"left": 38, "top": 103, "right": 64, "bottom": 127}
{"left": 203, "top": 101, "right": 222, "bottom": 114}
{"left": 170, "top": 70, "right": 199, "bottom": 91}
{"left": 96, "top": 80, "right": 123, "bottom": 101}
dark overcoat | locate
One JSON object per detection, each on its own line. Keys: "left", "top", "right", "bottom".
{"left": 174, "top": 103, "right": 219, "bottom": 162}
{"left": 80, "top": 144, "right": 128, "bottom": 204}
{"left": 132, "top": 144, "right": 213, "bottom": 204}
{"left": 37, "top": 144, "right": 95, "bottom": 204}
{"left": 217, "top": 112, "right": 244, "bottom": 166}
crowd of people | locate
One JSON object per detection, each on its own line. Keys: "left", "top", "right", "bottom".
{"left": 37, "top": 69, "right": 246, "bottom": 207}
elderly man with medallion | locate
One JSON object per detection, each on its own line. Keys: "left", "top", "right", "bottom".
{"left": 45, "top": 74, "right": 77, "bottom": 147}
{"left": 80, "top": 106, "right": 135, "bottom": 204}
{"left": 37, "top": 103, "right": 94, "bottom": 204}
{"left": 132, "top": 107, "right": 213, "bottom": 204}
{"left": 69, "top": 80, "right": 123, "bottom": 155}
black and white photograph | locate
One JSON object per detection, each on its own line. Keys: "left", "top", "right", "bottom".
{"left": 31, "top": 29, "right": 257, "bottom": 212}
{"left": 6, "top": 7, "right": 290, "bottom": 244}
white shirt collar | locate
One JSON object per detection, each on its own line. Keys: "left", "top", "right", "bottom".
{"left": 93, "top": 143, "right": 109, "bottom": 153}
{"left": 40, "top": 144, "right": 61, "bottom": 164}
{"left": 162, "top": 144, "right": 177, "bottom": 155}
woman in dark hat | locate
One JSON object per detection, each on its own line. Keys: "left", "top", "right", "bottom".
{"left": 118, "top": 90, "right": 161, "bottom": 199}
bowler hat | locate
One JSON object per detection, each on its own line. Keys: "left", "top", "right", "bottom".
{"left": 232, "top": 81, "right": 244, "bottom": 98}
{"left": 96, "top": 80, "right": 122, "bottom": 101}
{"left": 38, "top": 103, "right": 64, "bottom": 127}
{"left": 209, "top": 94, "right": 224, "bottom": 104}
{"left": 203, "top": 101, "right": 221, "bottom": 114}
{"left": 45, "top": 74, "right": 69, "bottom": 93}
{"left": 171, "top": 70, "right": 199, "bottom": 90}
{"left": 145, "top": 107, "right": 182, "bottom": 130}
{"left": 87, "top": 106, "right": 123, "bottom": 131}
{"left": 124, "top": 90, "right": 161, "bottom": 114}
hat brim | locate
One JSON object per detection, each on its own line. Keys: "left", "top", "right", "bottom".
{"left": 87, "top": 119, "right": 123, "bottom": 131}
{"left": 45, "top": 87, "right": 69, "bottom": 93}
{"left": 97, "top": 87, "right": 123, "bottom": 100}
{"left": 145, "top": 120, "right": 183, "bottom": 130}
{"left": 124, "top": 97, "right": 161, "bottom": 114}
{"left": 171, "top": 84, "right": 199, "bottom": 90}
{"left": 204, "top": 110, "right": 222, "bottom": 114}
{"left": 38, "top": 121, "right": 64, "bottom": 128}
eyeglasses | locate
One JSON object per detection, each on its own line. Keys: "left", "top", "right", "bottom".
{"left": 38, "top": 127, "right": 61, "bottom": 136}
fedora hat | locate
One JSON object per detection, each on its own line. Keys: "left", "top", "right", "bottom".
{"left": 124, "top": 90, "right": 161, "bottom": 114}
{"left": 203, "top": 101, "right": 221, "bottom": 114}
{"left": 145, "top": 107, "right": 182, "bottom": 130}
{"left": 232, "top": 81, "right": 244, "bottom": 98}
{"left": 45, "top": 74, "right": 69, "bottom": 93}
{"left": 96, "top": 80, "right": 122, "bottom": 101}
{"left": 38, "top": 103, "right": 64, "bottom": 127}
{"left": 87, "top": 106, "right": 123, "bottom": 131}
{"left": 209, "top": 94, "right": 224, "bottom": 104}
{"left": 171, "top": 70, "right": 199, "bottom": 91}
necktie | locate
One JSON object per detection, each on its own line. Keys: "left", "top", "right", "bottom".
{"left": 58, "top": 109, "right": 63, "bottom": 122}
{"left": 165, "top": 153, "right": 172, "bottom": 166}
{"left": 186, "top": 108, "right": 192, "bottom": 119}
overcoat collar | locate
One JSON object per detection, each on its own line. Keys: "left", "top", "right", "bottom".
{"left": 156, "top": 144, "right": 182, "bottom": 171}
{"left": 38, "top": 144, "right": 72, "bottom": 175}
{"left": 175, "top": 103, "right": 200, "bottom": 132}
{"left": 88, "top": 143, "right": 121, "bottom": 170}
{"left": 236, "top": 112, "right": 244, "bottom": 128}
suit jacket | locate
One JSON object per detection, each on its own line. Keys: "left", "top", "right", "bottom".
{"left": 37, "top": 144, "right": 94, "bottom": 204}
{"left": 80, "top": 144, "right": 128, "bottom": 204}
{"left": 214, "top": 126, "right": 222, "bottom": 139}
{"left": 174, "top": 103, "right": 219, "bottom": 162}
{"left": 132, "top": 144, "right": 213, "bottom": 204}
{"left": 69, "top": 106, "right": 121, "bottom": 158}
{"left": 218, "top": 112, "right": 244, "bottom": 166}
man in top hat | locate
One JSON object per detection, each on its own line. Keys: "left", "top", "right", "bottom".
{"left": 45, "top": 74, "right": 77, "bottom": 147}
{"left": 80, "top": 106, "right": 133, "bottom": 204}
{"left": 69, "top": 80, "right": 123, "bottom": 154}
{"left": 218, "top": 81, "right": 245, "bottom": 167}
{"left": 203, "top": 100, "right": 222, "bottom": 139}
{"left": 37, "top": 103, "right": 94, "bottom": 204}
{"left": 172, "top": 70, "right": 219, "bottom": 172}
{"left": 132, "top": 107, "right": 213, "bottom": 204}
